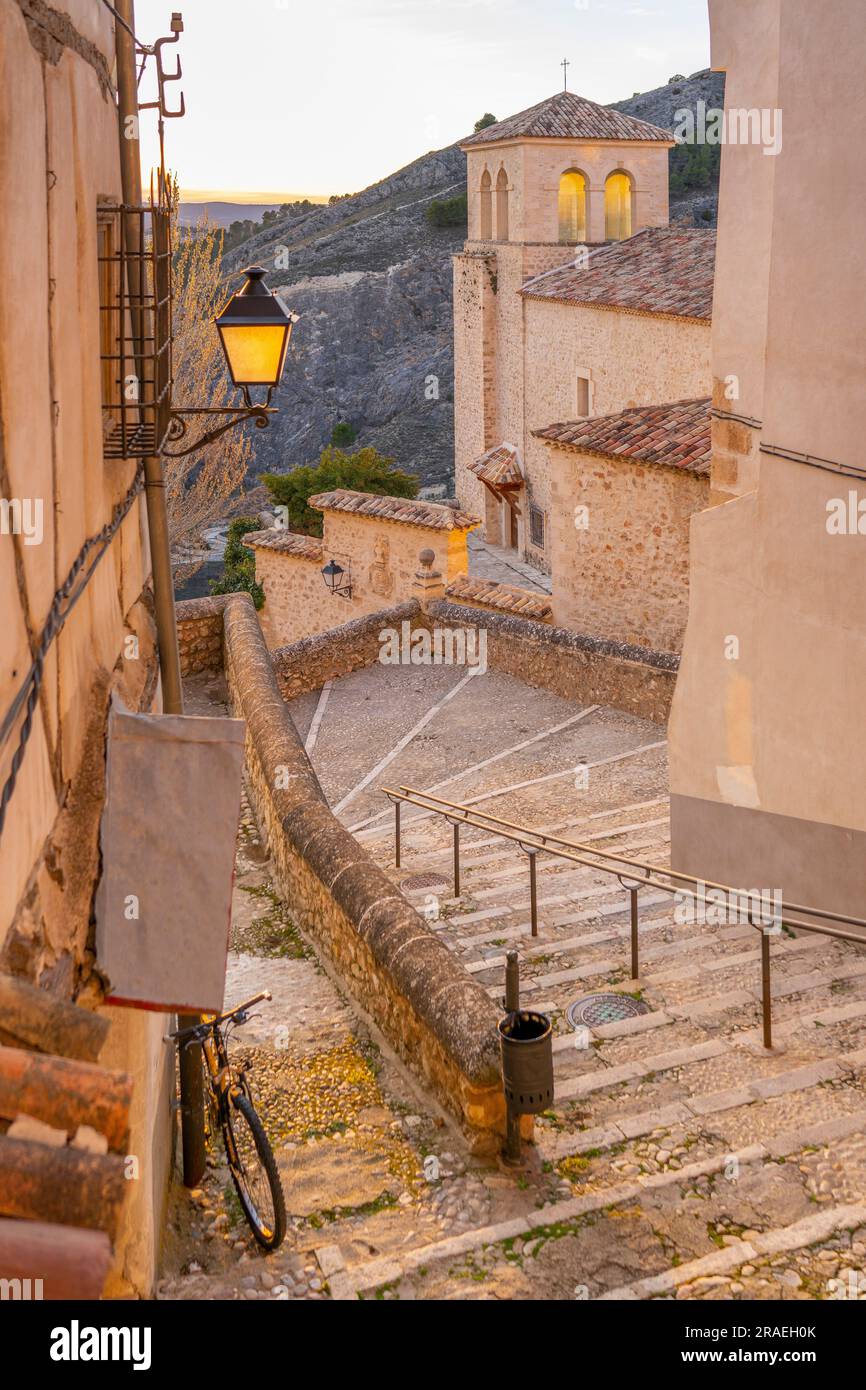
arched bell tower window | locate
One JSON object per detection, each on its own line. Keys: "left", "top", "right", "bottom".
{"left": 558, "top": 169, "right": 587, "bottom": 243}
{"left": 605, "top": 171, "right": 634, "bottom": 241}
{"left": 495, "top": 168, "right": 509, "bottom": 241}
{"left": 480, "top": 170, "right": 492, "bottom": 240}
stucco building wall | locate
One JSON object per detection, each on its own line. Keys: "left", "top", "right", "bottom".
{"left": 547, "top": 444, "right": 709, "bottom": 652}
{"left": 668, "top": 0, "right": 866, "bottom": 920}
{"left": 0, "top": 0, "right": 171, "bottom": 1296}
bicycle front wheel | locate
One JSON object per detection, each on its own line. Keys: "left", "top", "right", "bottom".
{"left": 224, "top": 1090, "right": 287, "bottom": 1250}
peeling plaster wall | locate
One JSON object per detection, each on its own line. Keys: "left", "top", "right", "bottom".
{"left": 0, "top": 0, "right": 171, "bottom": 1297}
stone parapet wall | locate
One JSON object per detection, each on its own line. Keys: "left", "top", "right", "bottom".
{"left": 429, "top": 600, "right": 678, "bottom": 723}
{"left": 220, "top": 595, "right": 505, "bottom": 1150}
{"left": 272, "top": 601, "right": 420, "bottom": 700}
{"left": 176, "top": 595, "right": 229, "bottom": 676}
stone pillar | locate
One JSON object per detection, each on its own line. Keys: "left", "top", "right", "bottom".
{"left": 412, "top": 549, "right": 446, "bottom": 611}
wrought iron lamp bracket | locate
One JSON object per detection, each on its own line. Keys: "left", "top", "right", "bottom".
{"left": 162, "top": 388, "right": 276, "bottom": 458}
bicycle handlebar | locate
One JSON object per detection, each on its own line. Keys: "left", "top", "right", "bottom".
{"left": 163, "top": 990, "right": 272, "bottom": 1043}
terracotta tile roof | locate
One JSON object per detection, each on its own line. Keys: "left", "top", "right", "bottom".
{"left": 467, "top": 443, "right": 524, "bottom": 490}
{"left": 534, "top": 398, "right": 712, "bottom": 477}
{"left": 520, "top": 228, "right": 715, "bottom": 321}
{"left": 462, "top": 91, "right": 673, "bottom": 147}
{"left": 308, "top": 489, "right": 481, "bottom": 532}
{"left": 445, "top": 575, "right": 553, "bottom": 621}
{"left": 243, "top": 529, "right": 323, "bottom": 560}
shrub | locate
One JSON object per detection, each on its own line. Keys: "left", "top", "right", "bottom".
{"left": 209, "top": 516, "right": 265, "bottom": 608}
{"left": 262, "top": 446, "right": 418, "bottom": 538}
{"left": 330, "top": 421, "right": 358, "bottom": 447}
{"left": 426, "top": 193, "right": 468, "bottom": 228}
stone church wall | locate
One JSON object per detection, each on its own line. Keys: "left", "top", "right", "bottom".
{"left": 547, "top": 443, "right": 709, "bottom": 653}
{"left": 522, "top": 301, "right": 711, "bottom": 571}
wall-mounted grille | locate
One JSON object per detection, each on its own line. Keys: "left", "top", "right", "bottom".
{"left": 98, "top": 200, "right": 173, "bottom": 459}
{"left": 529, "top": 503, "right": 545, "bottom": 549}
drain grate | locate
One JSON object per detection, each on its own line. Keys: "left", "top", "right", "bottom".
{"left": 567, "top": 993, "right": 650, "bottom": 1029}
{"left": 400, "top": 871, "right": 450, "bottom": 893}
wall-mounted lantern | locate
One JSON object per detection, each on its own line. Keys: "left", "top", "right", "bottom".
{"left": 164, "top": 265, "right": 298, "bottom": 457}
{"left": 321, "top": 558, "right": 353, "bottom": 599}
{"left": 216, "top": 267, "right": 295, "bottom": 396}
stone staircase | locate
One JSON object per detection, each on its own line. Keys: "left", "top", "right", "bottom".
{"left": 280, "top": 664, "right": 866, "bottom": 1300}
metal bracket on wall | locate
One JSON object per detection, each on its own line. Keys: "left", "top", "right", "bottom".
{"left": 137, "top": 13, "right": 186, "bottom": 119}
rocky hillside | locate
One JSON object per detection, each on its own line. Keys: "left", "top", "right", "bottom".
{"left": 228, "top": 70, "right": 724, "bottom": 493}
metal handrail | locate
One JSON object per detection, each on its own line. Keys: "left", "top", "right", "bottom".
{"left": 382, "top": 784, "right": 866, "bottom": 1050}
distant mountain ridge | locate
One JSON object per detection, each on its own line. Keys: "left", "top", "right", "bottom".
{"left": 226, "top": 70, "right": 724, "bottom": 493}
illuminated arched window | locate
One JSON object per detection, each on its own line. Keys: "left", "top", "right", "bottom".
{"left": 480, "top": 170, "right": 492, "bottom": 240}
{"left": 495, "top": 168, "right": 509, "bottom": 241}
{"left": 605, "top": 171, "right": 633, "bottom": 241}
{"left": 558, "top": 169, "right": 587, "bottom": 243}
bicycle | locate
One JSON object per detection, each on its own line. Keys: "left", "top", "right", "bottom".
{"left": 167, "top": 991, "right": 287, "bottom": 1250}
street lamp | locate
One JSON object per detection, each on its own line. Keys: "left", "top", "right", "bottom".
{"left": 216, "top": 266, "right": 295, "bottom": 398}
{"left": 321, "top": 558, "right": 353, "bottom": 599}
{"left": 163, "top": 265, "right": 297, "bottom": 457}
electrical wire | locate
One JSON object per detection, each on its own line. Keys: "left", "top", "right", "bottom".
{"left": 0, "top": 466, "right": 145, "bottom": 842}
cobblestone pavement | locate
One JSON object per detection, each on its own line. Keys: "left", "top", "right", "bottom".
{"left": 160, "top": 669, "right": 866, "bottom": 1302}
{"left": 467, "top": 532, "right": 552, "bottom": 594}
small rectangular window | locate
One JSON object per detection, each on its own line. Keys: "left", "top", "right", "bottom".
{"left": 576, "top": 374, "right": 591, "bottom": 417}
{"left": 529, "top": 504, "right": 545, "bottom": 549}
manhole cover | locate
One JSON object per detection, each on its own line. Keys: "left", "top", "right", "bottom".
{"left": 400, "top": 872, "right": 450, "bottom": 893}
{"left": 567, "top": 993, "right": 650, "bottom": 1029}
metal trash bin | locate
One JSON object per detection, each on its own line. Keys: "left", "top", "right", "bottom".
{"left": 498, "top": 1009, "right": 554, "bottom": 1115}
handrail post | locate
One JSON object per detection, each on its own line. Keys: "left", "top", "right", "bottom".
{"left": 761, "top": 927, "right": 773, "bottom": 1049}
{"left": 505, "top": 949, "right": 520, "bottom": 1011}
{"left": 528, "top": 850, "right": 538, "bottom": 938}
{"left": 452, "top": 820, "right": 461, "bottom": 898}
{"left": 394, "top": 800, "right": 401, "bottom": 869}
{"left": 630, "top": 885, "right": 639, "bottom": 980}
{"left": 503, "top": 950, "right": 522, "bottom": 1166}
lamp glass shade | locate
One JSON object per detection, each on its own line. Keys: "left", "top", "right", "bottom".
{"left": 217, "top": 322, "right": 290, "bottom": 387}
{"left": 214, "top": 266, "right": 295, "bottom": 388}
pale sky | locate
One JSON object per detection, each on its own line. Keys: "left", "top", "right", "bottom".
{"left": 136, "top": 0, "right": 710, "bottom": 200}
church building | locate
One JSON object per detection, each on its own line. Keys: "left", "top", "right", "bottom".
{"left": 453, "top": 90, "right": 717, "bottom": 651}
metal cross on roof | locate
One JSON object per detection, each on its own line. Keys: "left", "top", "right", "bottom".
{"left": 561, "top": 57, "right": 570, "bottom": 91}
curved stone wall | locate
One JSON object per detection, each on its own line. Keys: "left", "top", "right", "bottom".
{"left": 179, "top": 593, "right": 505, "bottom": 1149}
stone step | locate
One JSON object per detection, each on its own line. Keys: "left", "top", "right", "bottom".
{"left": 334, "top": 1109, "right": 866, "bottom": 1299}
{"left": 598, "top": 1200, "right": 866, "bottom": 1301}
{"left": 553, "top": 1037, "right": 728, "bottom": 1100}
{"left": 484, "top": 928, "right": 827, "bottom": 1002}
{"left": 540, "top": 1049, "right": 866, "bottom": 1160}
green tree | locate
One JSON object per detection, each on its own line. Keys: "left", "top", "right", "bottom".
{"left": 210, "top": 517, "right": 265, "bottom": 609}
{"left": 474, "top": 112, "right": 498, "bottom": 132}
{"left": 426, "top": 193, "right": 468, "bottom": 228}
{"left": 262, "top": 447, "right": 418, "bottom": 538}
{"left": 330, "top": 420, "right": 358, "bottom": 447}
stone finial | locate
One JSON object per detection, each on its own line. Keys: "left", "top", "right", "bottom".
{"left": 412, "top": 547, "right": 446, "bottom": 610}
